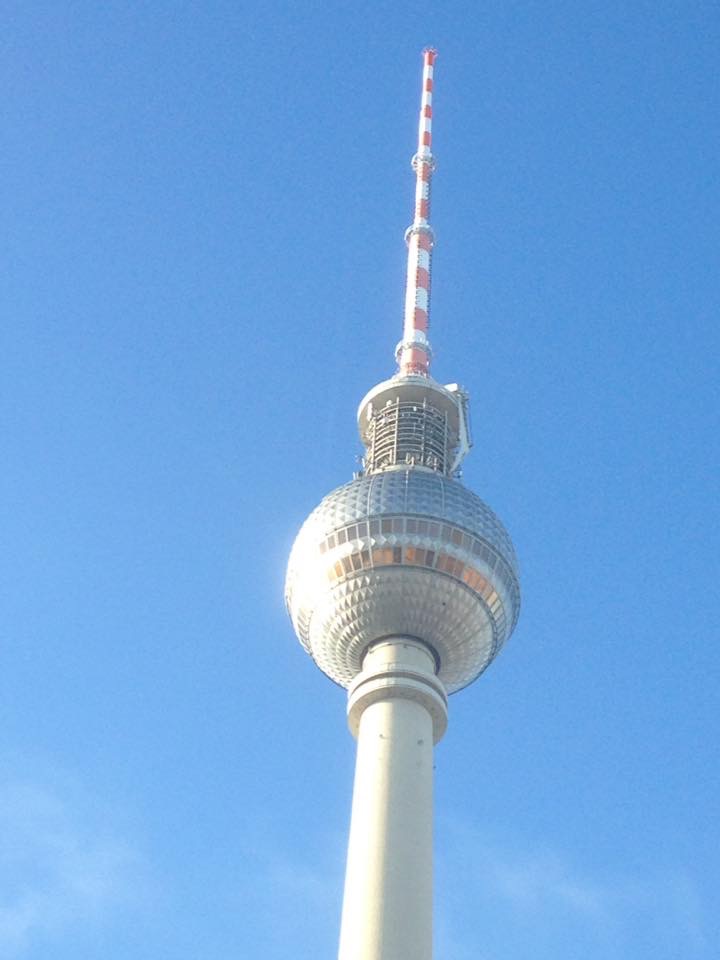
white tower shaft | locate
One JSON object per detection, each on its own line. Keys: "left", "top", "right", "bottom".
{"left": 338, "top": 639, "right": 448, "bottom": 960}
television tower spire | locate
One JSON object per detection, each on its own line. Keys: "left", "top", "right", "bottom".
{"left": 397, "top": 47, "right": 437, "bottom": 377}
{"left": 286, "top": 50, "right": 521, "bottom": 960}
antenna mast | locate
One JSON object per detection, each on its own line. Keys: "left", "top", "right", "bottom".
{"left": 396, "top": 47, "right": 437, "bottom": 377}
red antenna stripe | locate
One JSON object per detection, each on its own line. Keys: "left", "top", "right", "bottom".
{"left": 398, "top": 49, "right": 438, "bottom": 377}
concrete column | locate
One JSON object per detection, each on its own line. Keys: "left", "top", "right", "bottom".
{"left": 338, "top": 638, "right": 448, "bottom": 960}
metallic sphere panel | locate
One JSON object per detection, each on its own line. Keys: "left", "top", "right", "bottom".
{"left": 285, "top": 469, "right": 520, "bottom": 692}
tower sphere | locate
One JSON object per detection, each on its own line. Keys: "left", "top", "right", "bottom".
{"left": 285, "top": 378, "right": 521, "bottom": 694}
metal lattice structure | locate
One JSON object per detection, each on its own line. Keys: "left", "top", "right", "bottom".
{"left": 366, "top": 398, "right": 448, "bottom": 472}
{"left": 358, "top": 375, "right": 471, "bottom": 478}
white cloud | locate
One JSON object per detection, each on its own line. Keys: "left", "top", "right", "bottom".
{"left": 436, "top": 819, "right": 711, "bottom": 959}
{"left": 264, "top": 856, "right": 339, "bottom": 909}
{"left": 490, "top": 848, "right": 608, "bottom": 918}
{"left": 0, "top": 778, "right": 148, "bottom": 955}
{"left": 235, "top": 829, "right": 345, "bottom": 958}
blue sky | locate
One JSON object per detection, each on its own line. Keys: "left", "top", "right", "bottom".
{"left": 1, "top": 2, "right": 718, "bottom": 958}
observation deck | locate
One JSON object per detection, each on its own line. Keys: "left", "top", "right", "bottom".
{"left": 285, "top": 466, "right": 520, "bottom": 693}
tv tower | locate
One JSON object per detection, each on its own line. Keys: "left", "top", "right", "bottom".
{"left": 285, "top": 49, "right": 520, "bottom": 960}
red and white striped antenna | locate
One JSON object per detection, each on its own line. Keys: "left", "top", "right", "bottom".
{"left": 396, "top": 47, "right": 438, "bottom": 378}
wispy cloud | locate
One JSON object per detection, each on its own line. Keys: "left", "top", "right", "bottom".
{"left": 489, "top": 847, "right": 608, "bottom": 918}
{"left": 0, "top": 777, "right": 148, "bottom": 955}
{"left": 436, "top": 819, "right": 711, "bottom": 959}
{"left": 235, "top": 827, "right": 345, "bottom": 958}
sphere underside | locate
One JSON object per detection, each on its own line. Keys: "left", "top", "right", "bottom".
{"left": 285, "top": 469, "right": 520, "bottom": 693}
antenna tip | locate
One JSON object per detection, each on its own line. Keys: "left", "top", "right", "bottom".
{"left": 422, "top": 47, "right": 438, "bottom": 64}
